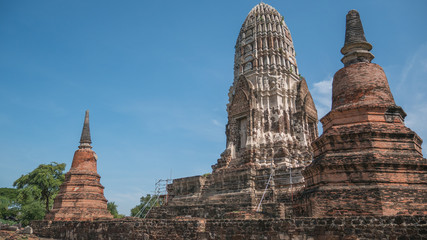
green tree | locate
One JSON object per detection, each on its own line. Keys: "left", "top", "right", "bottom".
{"left": 130, "top": 194, "right": 162, "bottom": 218}
{"left": 19, "top": 201, "right": 45, "bottom": 226}
{"left": 0, "top": 188, "right": 18, "bottom": 201}
{"left": 13, "top": 162, "right": 65, "bottom": 213}
{"left": 0, "top": 188, "right": 19, "bottom": 220}
{"left": 0, "top": 196, "right": 13, "bottom": 220}
{"left": 107, "top": 202, "right": 119, "bottom": 218}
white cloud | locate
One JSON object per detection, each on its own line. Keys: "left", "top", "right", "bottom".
{"left": 398, "top": 43, "right": 427, "bottom": 90}
{"left": 405, "top": 105, "right": 427, "bottom": 130}
{"left": 212, "top": 119, "right": 223, "bottom": 127}
{"left": 311, "top": 77, "right": 333, "bottom": 119}
{"left": 313, "top": 79, "right": 333, "bottom": 95}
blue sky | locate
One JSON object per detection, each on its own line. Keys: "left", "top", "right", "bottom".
{"left": 1, "top": 1, "right": 426, "bottom": 215}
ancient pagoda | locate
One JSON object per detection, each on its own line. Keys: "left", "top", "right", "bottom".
{"left": 45, "top": 110, "right": 112, "bottom": 221}
{"left": 300, "top": 10, "right": 427, "bottom": 217}
{"left": 151, "top": 3, "right": 318, "bottom": 219}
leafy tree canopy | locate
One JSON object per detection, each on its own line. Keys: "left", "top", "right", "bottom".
{"left": 0, "top": 163, "right": 66, "bottom": 226}
{"left": 0, "top": 188, "right": 18, "bottom": 201}
{"left": 0, "top": 188, "right": 19, "bottom": 220}
{"left": 13, "top": 162, "right": 65, "bottom": 213}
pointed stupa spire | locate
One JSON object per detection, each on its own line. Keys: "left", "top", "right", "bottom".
{"left": 79, "top": 110, "right": 92, "bottom": 149}
{"left": 341, "top": 10, "right": 374, "bottom": 66}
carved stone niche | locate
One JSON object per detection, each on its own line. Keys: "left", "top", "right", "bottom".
{"left": 229, "top": 76, "right": 251, "bottom": 117}
{"left": 228, "top": 76, "right": 252, "bottom": 155}
{"left": 236, "top": 116, "right": 248, "bottom": 151}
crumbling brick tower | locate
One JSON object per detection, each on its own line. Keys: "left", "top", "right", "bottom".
{"left": 155, "top": 3, "right": 318, "bottom": 219}
{"left": 301, "top": 10, "right": 427, "bottom": 217}
{"left": 45, "top": 110, "right": 112, "bottom": 221}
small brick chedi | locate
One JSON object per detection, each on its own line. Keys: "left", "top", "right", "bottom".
{"left": 152, "top": 3, "right": 318, "bottom": 218}
{"left": 300, "top": 10, "right": 427, "bottom": 217}
{"left": 45, "top": 111, "right": 112, "bottom": 221}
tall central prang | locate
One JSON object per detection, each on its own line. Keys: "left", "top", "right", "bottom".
{"left": 150, "top": 3, "right": 318, "bottom": 219}
{"left": 214, "top": 2, "right": 318, "bottom": 171}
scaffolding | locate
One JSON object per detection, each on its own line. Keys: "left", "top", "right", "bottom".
{"left": 256, "top": 159, "right": 275, "bottom": 212}
{"left": 255, "top": 161, "right": 295, "bottom": 213}
{"left": 135, "top": 179, "right": 171, "bottom": 218}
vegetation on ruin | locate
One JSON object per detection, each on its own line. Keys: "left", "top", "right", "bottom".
{"left": 107, "top": 202, "right": 124, "bottom": 218}
{"left": 0, "top": 162, "right": 66, "bottom": 226}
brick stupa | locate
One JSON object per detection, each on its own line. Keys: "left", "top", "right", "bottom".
{"left": 300, "top": 10, "right": 427, "bottom": 217}
{"left": 45, "top": 110, "right": 112, "bottom": 221}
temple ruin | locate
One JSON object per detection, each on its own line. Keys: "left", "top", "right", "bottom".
{"left": 151, "top": 3, "right": 318, "bottom": 219}
{"left": 32, "top": 4, "right": 427, "bottom": 240}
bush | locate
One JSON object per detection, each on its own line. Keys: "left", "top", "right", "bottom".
{"left": 0, "top": 218, "right": 18, "bottom": 225}
{"left": 19, "top": 200, "right": 45, "bottom": 226}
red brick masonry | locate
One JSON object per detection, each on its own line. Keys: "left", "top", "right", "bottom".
{"left": 45, "top": 148, "right": 112, "bottom": 221}
{"left": 300, "top": 62, "right": 427, "bottom": 217}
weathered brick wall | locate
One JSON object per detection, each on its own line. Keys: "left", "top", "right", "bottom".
{"left": 205, "top": 216, "right": 427, "bottom": 239}
{"left": 32, "top": 216, "right": 427, "bottom": 240}
{"left": 156, "top": 166, "right": 306, "bottom": 219}
{"left": 32, "top": 218, "right": 202, "bottom": 240}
